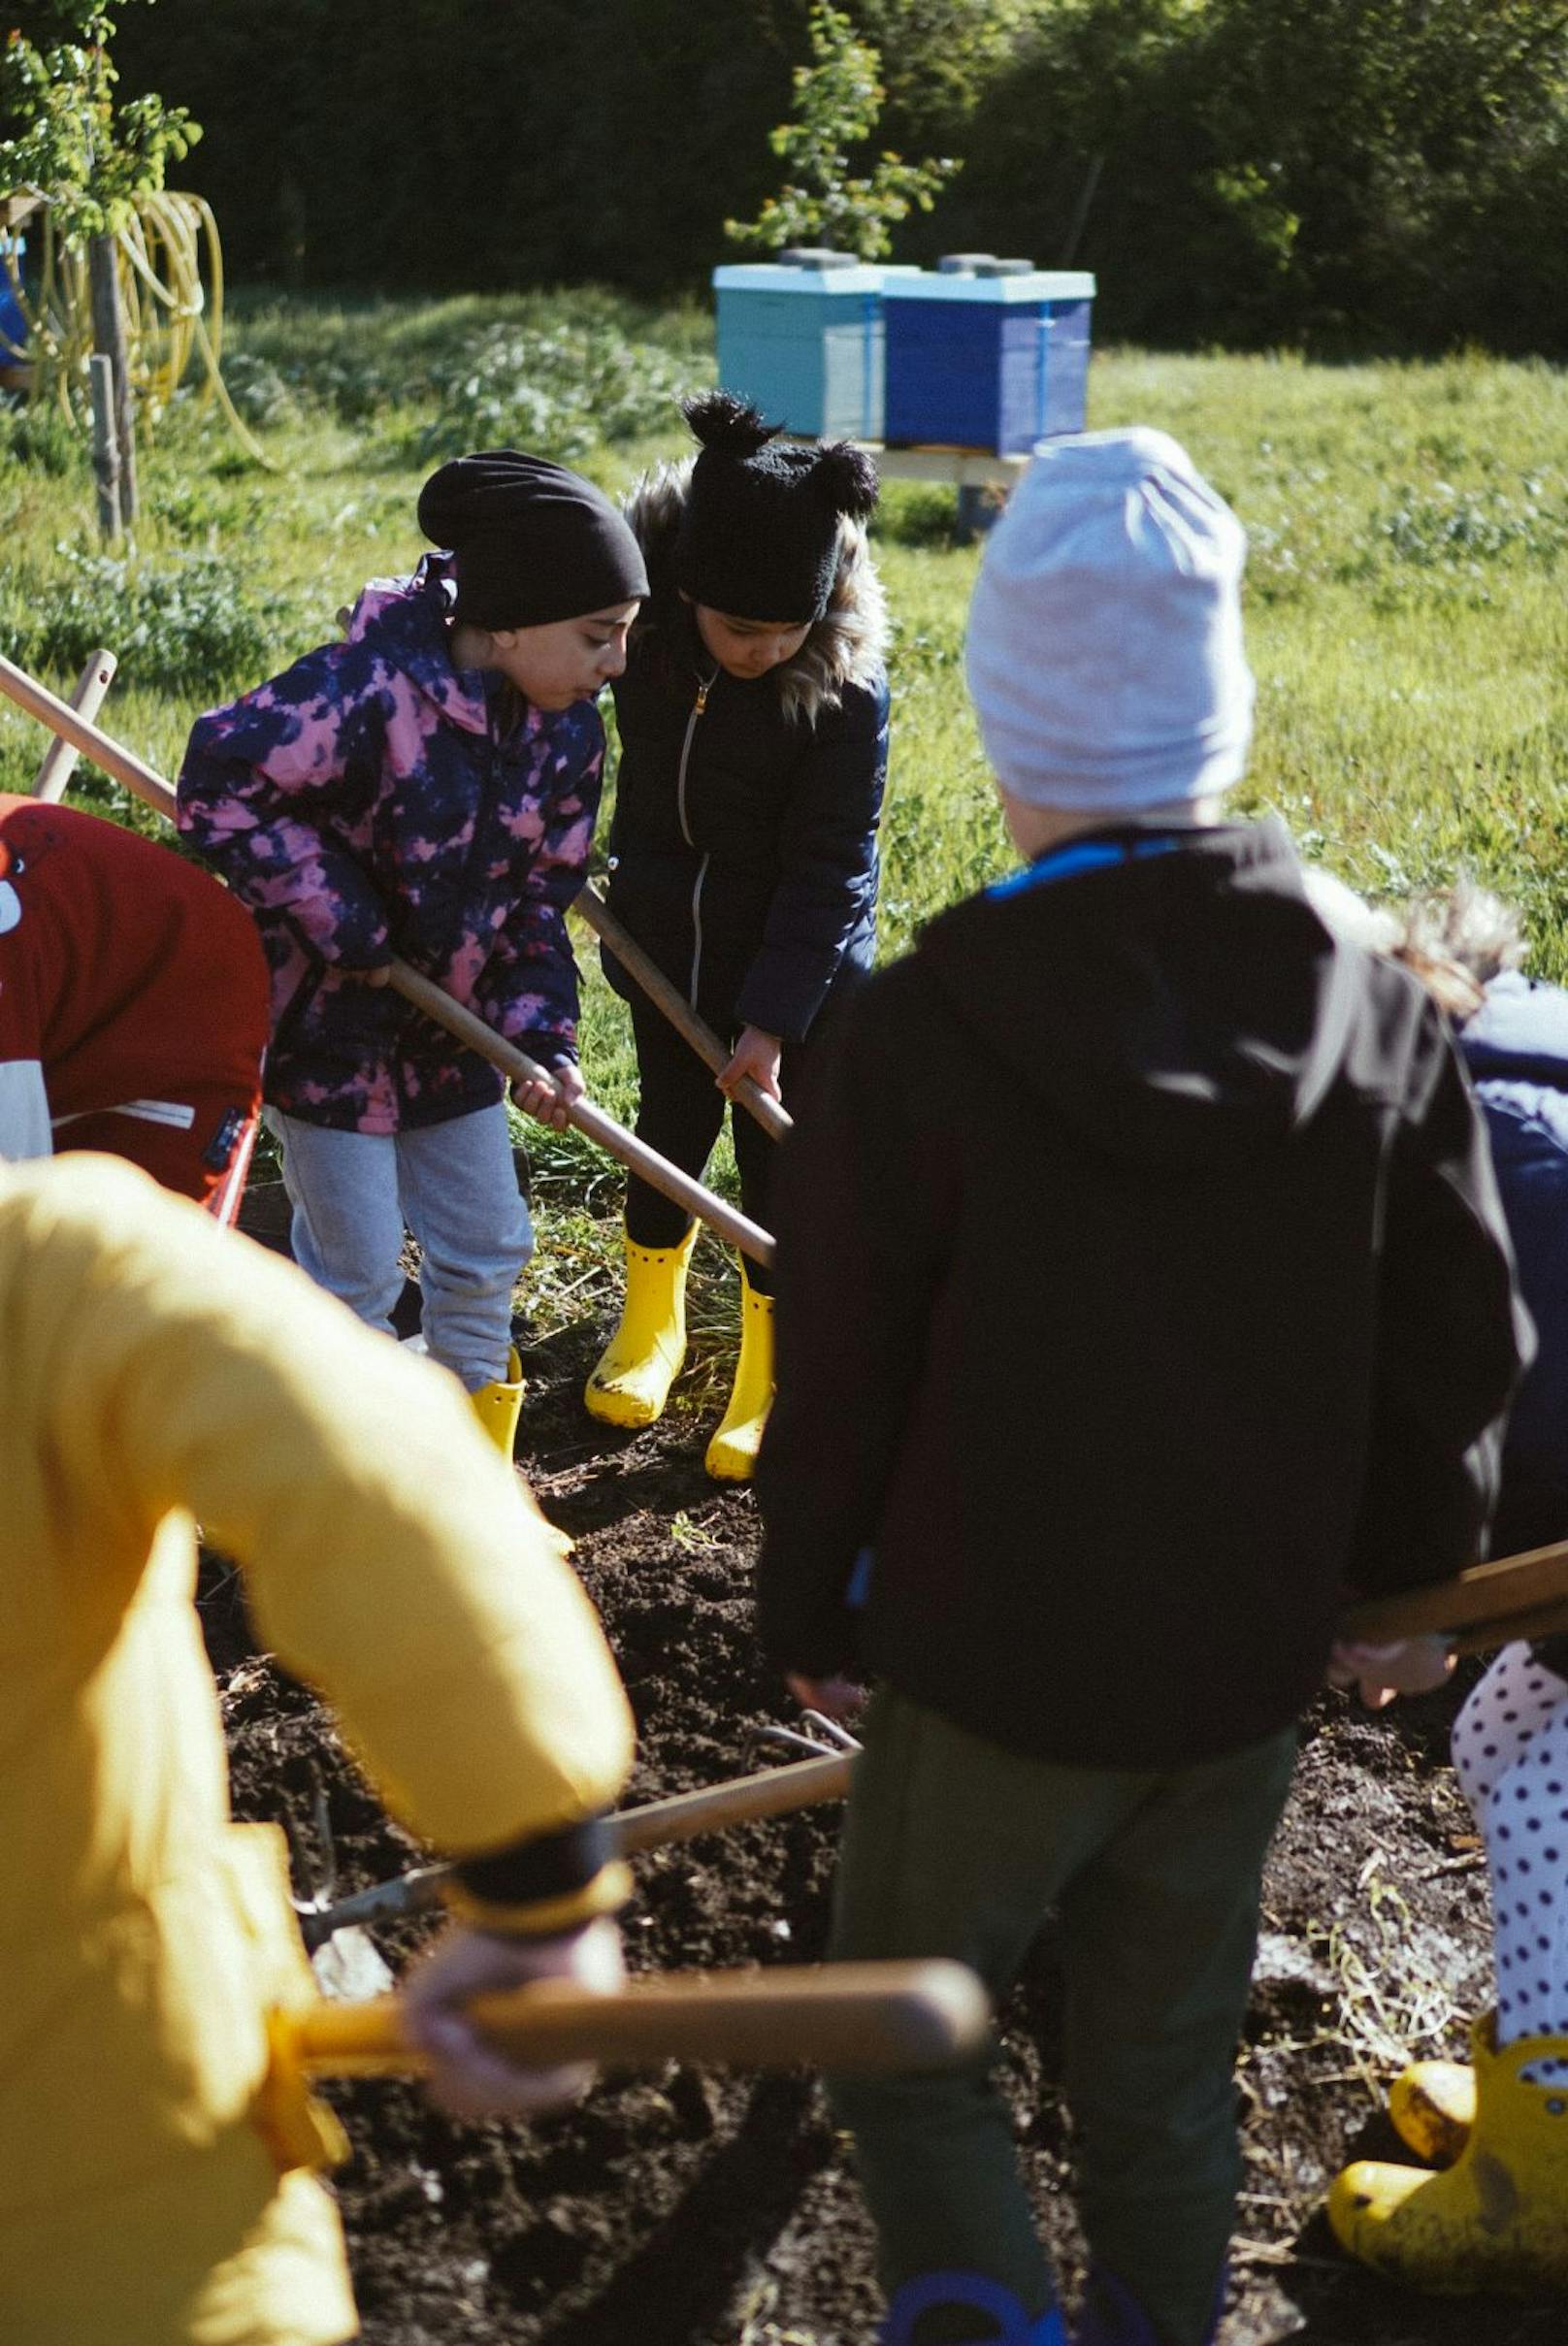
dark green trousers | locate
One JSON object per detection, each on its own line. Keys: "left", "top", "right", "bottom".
{"left": 827, "top": 1688, "right": 1298, "bottom": 2346}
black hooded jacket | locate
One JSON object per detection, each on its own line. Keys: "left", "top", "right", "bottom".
{"left": 756, "top": 819, "right": 1530, "bottom": 1768}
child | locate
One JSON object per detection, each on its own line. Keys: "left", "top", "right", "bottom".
{"left": 753, "top": 429, "right": 1527, "bottom": 2346}
{"left": 0, "top": 790, "right": 269, "bottom": 1221}
{"left": 0, "top": 1147, "right": 635, "bottom": 2346}
{"left": 179, "top": 449, "right": 648, "bottom": 1454}
{"left": 585, "top": 392, "right": 889, "bottom": 1480}
{"left": 1309, "top": 879, "right": 1568, "bottom": 2293}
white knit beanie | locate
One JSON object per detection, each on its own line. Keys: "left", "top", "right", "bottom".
{"left": 965, "top": 427, "right": 1255, "bottom": 811}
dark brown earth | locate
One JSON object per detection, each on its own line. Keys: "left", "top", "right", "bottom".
{"left": 211, "top": 1191, "right": 1563, "bottom": 2346}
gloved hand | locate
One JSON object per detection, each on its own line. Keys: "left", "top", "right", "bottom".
{"left": 401, "top": 1912, "right": 624, "bottom": 2119}
{"left": 1327, "top": 1633, "right": 1454, "bottom": 1710}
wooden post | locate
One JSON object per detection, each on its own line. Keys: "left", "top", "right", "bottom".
{"left": 87, "top": 355, "right": 121, "bottom": 544}
{"left": 32, "top": 650, "right": 117, "bottom": 799}
{"left": 88, "top": 235, "right": 138, "bottom": 526}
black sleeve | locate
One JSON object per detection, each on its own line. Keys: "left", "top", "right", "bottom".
{"left": 754, "top": 962, "right": 954, "bottom": 1674}
{"left": 1350, "top": 1001, "right": 1533, "bottom": 1595}
{"left": 735, "top": 678, "right": 889, "bottom": 1042}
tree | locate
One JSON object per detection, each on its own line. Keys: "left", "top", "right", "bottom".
{"left": 725, "top": 1, "right": 960, "bottom": 258}
{"left": 1, "top": 3, "right": 197, "bottom": 241}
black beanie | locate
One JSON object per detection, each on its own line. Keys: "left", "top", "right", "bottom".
{"left": 417, "top": 449, "right": 649, "bottom": 629}
{"left": 672, "top": 393, "right": 879, "bottom": 624}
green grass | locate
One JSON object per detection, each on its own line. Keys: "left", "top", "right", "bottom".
{"left": 4, "top": 295, "right": 1566, "bottom": 1353}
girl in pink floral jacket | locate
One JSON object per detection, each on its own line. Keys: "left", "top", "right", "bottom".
{"left": 178, "top": 450, "right": 647, "bottom": 1451}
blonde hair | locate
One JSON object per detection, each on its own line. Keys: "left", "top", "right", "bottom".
{"left": 1302, "top": 869, "right": 1525, "bottom": 1025}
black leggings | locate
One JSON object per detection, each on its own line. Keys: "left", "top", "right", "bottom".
{"left": 624, "top": 981, "right": 853, "bottom": 1293}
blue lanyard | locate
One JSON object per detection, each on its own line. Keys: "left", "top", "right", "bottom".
{"left": 985, "top": 831, "right": 1187, "bottom": 903}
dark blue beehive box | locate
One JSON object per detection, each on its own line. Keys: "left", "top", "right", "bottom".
{"left": 883, "top": 268, "right": 1096, "bottom": 454}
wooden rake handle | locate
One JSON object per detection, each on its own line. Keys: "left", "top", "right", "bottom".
{"left": 0, "top": 652, "right": 774, "bottom": 1267}
{"left": 287, "top": 1959, "right": 988, "bottom": 2078}
{"left": 1340, "top": 1538, "right": 1568, "bottom": 1653}
{"left": 384, "top": 961, "right": 774, "bottom": 1266}
{"left": 573, "top": 885, "right": 793, "bottom": 1143}
{"left": 300, "top": 1752, "right": 856, "bottom": 1947}
{"left": 612, "top": 1749, "right": 853, "bottom": 1855}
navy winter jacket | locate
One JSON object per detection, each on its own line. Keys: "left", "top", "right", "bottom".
{"left": 604, "top": 463, "right": 890, "bottom": 1043}
{"left": 1461, "top": 972, "right": 1568, "bottom": 1558}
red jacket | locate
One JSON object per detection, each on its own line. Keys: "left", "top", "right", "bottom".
{"left": 0, "top": 795, "right": 269, "bottom": 1186}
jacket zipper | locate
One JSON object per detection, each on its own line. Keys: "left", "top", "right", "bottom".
{"left": 677, "top": 670, "right": 717, "bottom": 1008}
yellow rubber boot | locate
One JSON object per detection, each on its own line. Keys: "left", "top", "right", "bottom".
{"left": 1389, "top": 2051, "right": 1478, "bottom": 2166}
{"left": 469, "top": 1346, "right": 525, "bottom": 1459}
{"left": 704, "top": 1263, "right": 774, "bottom": 1483}
{"left": 1329, "top": 2015, "right": 1568, "bottom": 2293}
{"left": 585, "top": 1228, "right": 698, "bottom": 1429}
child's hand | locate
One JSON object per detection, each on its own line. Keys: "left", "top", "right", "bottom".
{"left": 513, "top": 1061, "right": 585, "bottom": 1130}
{"left": 354, "top": 963, "right": 393, "bottom": 988}
{"left": 1327, "top": 1634, "right": 1454, "bottom": 1709}
{"left": 785, "top": 1671, "right": 867, "bottom": 1724}
{"left": 718, "top": 1026, "right": 783, "bottom": 1102}
{"left": 401, "top": 1913, "right": 624, "bottom": 2119}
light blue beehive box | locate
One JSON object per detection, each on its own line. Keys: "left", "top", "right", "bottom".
{"left": 883, "top": 266, "right": 1097, "bottom": 454}
{"left": 714, "top": 257, "right": 892, "bottom": 440}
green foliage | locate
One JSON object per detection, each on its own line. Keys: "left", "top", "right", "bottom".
{"left": 403, "top": 318, "right": 702, "bottom": 466}
{"left": 727, "top": 4, "right": 962, "bottom": 259}
{"left": 955, "top": 0, "right": 1568, "bottom": 348}
{"left": 0, "top": 5, "right": 198, "bottom": 238}
{"left": 3, "top": 541, "right": 283, "bottom": 694}
{"left": 0, "top": 394, "right": 83, "bottom": 473}
{"left": 96, "top": 0, "right": 1568, "bottom": 352}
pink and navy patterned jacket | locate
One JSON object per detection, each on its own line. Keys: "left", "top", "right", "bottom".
{"left": 177, "top": 554, "right": 602, "bottom": 1133}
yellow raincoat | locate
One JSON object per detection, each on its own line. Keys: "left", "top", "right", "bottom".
{"left": 0, "top": 1153, "right": 636, "bottom": 2345}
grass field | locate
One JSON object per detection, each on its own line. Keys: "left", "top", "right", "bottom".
{"left": 4, "top": 293, "right": 1565, "bottom": 1347}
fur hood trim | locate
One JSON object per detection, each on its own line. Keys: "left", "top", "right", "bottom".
{"left": 625, "top": 457, "right": 889, "bottom": 726}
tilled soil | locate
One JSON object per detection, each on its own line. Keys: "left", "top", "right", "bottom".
{"left": 210, "top": 1215, "right": 1564, "bottom": 2346}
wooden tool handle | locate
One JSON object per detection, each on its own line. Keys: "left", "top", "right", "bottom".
{"left": 0, "top": 651, "right": 774, "bottom": 1267}
{"left": 290, "top": 1959, "right": 988, "bottom": 2078}
{"left": 611, "top": 1750, "right": 855, "bottom": 1855}
{"left": 385, "top": 961, "right": 774, "bottom": 1267}
{"left": 573, "top": 886, "right": 793, "bottom": 1143}
{"left": 1341, "top": 1539, "right": 1568, "bottom": 1645}
{"left": 301, "top": 1753, "right": 856, "bottom": 1948}
{"left": 31, "top": 649, "right": 117, "bottom": 800}
{"left": 0, "top": 650, "right": 176, "bottom": 819}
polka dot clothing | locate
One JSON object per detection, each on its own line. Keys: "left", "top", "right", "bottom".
{"left": 1453, "top": 1641, "right": 1568, "bottom": 2083}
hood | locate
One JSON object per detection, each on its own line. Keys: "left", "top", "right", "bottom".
{"left": 624, "top": 459, "right": 888, "bottom": 725}
{"left": 917, "top": 818, "right": 1382, "bottom": 1169}
{"left": 342, "top": 553, "right": 490, "bottom": 734}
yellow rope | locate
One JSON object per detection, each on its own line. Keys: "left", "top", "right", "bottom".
{"left": 0, "top": 189, "right": 275, "bottom": 468}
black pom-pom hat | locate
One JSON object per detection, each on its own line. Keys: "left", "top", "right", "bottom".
{"left": 673, "top": 392, "right": 879, "bottom": 625}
